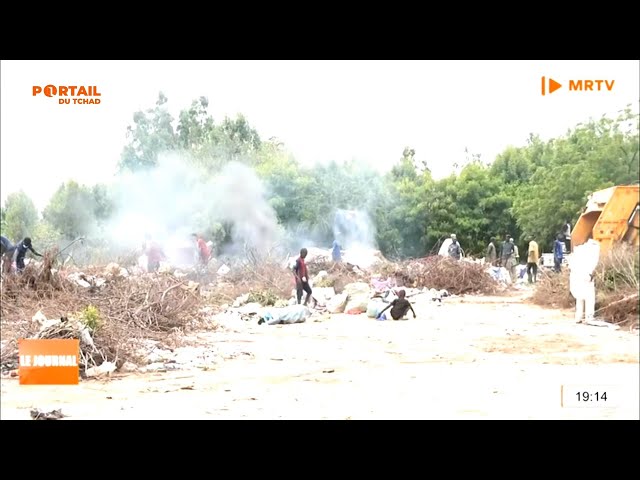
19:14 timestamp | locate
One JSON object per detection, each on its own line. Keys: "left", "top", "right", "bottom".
{"left": 576, "top": 391, "right": 607, "bottom": 402}
{"left": 562, "top": 385, "right": 618, "bottom": 408}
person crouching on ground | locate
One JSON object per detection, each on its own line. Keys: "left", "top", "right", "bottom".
{"left": 293, "top": 247, "right": 315, "bottom": 306}
{"left": 377, "top": 289, "right": 417, "bottom": 321}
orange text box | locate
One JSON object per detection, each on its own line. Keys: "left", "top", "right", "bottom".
{"left": 18, "top": 339, "right": 79, "bottom": 385}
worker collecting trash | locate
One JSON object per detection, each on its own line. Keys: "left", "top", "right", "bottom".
{"left": 569, "top": 239, "right": 600, "bottom": 324}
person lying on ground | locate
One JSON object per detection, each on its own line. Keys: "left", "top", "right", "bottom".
{"left": 292, "top": 247, "right": 316, "bottom": 306}
{"left": 14, "top": 237, "right": 42, "bottom": 273}
{"left": 376, "top": 289, "right": 416, "bottom": 320}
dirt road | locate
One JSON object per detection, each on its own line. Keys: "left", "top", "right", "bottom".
{"left": 2, "top": 292, "right": 638, "bottom": 420}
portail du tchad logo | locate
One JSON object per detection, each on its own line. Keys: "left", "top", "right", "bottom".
{"left": 32, "top": 85, "right": 101, "bottom": 105}
{"left": 18, "top": 339, "right": 79, "bottom": 385}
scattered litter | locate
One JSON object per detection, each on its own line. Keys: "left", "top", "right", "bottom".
{"left": 584, "top": 320, "right": 620, "bottom": 330}
{"left": 85, "top": 361, "right": 117, "bottom": 378}
{"left": 30, "top": 408, "right": 67, "bottom": 420}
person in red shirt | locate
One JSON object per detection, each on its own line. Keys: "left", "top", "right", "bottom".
{"left": 292, "top": 247, "right": 316, "bottom": 306}
{"left": 192, "top": 233, "right": 211, "bottom": 266}
{"left": 144, "top": 235, "right": 166, "bottom": 273}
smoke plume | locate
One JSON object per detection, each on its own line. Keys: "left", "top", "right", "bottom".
{"left": 104, "top": 153, "right": 283, "bottom": 266}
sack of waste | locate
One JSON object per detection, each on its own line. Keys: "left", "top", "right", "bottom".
{"left": 366, "top": 300, "right": 387, "bottom": 318}
{"left": 259, "top": 305, "right": 312, "bottom": 325}
{"left": 345, "top": 295, "right": 369, "bottom": 314}
{"left": 326, "top": 293, "right": 348, "bottom": 314}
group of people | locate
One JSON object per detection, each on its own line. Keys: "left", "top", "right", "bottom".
{"left": 485, "top": 235, "right": 540, "bottom": 284}
{"left": 484, "top": 226, "right": 571, "bottom": 284}
{"left": 0, "top": 235, "right": 42, "bottom": 275}
{"left": 291, "top": 246, "right": 417, "bottom": 321}
{"left": 142, "top": 233, "right": 212, "bottom": 273}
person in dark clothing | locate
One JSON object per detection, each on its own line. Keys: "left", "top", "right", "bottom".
{"left": 1, "top": 236, "right": 16, "bottom": 274}
{"left": 500, "top": 235, "right": 514, "bottom": 268}
{"left": 554, "top": 233, "right": 564, "bottom": 273}
{"left": 0, "top": 236, "right": 13, "bottom": 255}
{"left": 14, "top": 237, "right": 42, "bottom": 272}
{"left": 377, "top": 289, "right": 416, "bottom": 320}
{"left": 331, "top": 239, "right": 342, "bottom": 262}
{"left": 448, "top": 234, "right": 462, "bottom": 260}
{"left": 292, "top": 248, "right": 315, "bottom": 306}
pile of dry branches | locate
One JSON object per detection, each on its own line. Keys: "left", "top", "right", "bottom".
{"left": 531, "top": 269, "right": 575, "bottom": 309}
{"left": 1, "top": 258, "right": 207, "bottom": 371}
{"left": 379, "top": 255, "right": 499, "bottom": 295}
{"left": 594, "top": 244, "right": 639, "bottom": 326}
{"left": 208, "top": 261, "right": 294, "bottom": 306}
{"left": 307, "top": 261, "right": 365, "bottom": 294}
{"left": 532, "top": 244, "right": 638, "bottom": 327}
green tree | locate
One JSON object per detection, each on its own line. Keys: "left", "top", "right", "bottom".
{"left": 512, "top": 109, "right": 639, "bottom": 249}
{"left": 118, "top": 92, "right": 177, "bottom": 172}
{"left": 2, "top": 191, "right": 39, "bottom": 242}
{"left": 43, "top": 181, "right": 97, "bottom": 240}
{"left": 91, "top": 184, "right": 115, "bottom": 226}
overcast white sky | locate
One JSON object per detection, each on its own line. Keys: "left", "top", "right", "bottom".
{"left": 1, "top": 60, "right": 639, "bottom": 212}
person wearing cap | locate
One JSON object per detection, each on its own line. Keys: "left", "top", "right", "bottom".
{"left": 448, "top": 234, "right": 462, "bottom": 260}
{"left": 13, "top": 237, "right": 42, "bottom": 272}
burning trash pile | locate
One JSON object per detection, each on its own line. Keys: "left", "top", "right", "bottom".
{"left": 1, "top": 259, "right": 210, "bottom": 375}
{"left": 379, "top": 255, "right": 500, "bottom": 296}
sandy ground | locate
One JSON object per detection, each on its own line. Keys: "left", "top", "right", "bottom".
{"left": 2, "top": 291, "right": 638, "bottom": 420}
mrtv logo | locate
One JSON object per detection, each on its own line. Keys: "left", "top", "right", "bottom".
{"left": 32, "top": 85, "right": 102, "bottom": 105}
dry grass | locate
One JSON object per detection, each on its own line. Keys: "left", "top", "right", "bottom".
{"left": 1, "top": 253, "right": 208, "bottom": 372}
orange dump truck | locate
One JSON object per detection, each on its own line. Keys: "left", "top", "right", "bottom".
{"left": 571, "top": 184, "right": 640, "bottom": 253}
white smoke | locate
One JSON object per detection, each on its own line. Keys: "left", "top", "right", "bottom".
{"left": 104, "top": 152, "right": 283, "bottom": 266}
{"left": 332, "top": 208, "right": 381, "bottom": 269}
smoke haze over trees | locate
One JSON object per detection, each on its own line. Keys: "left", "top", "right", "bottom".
{"left": 1, "top": 92, "right": 638, "bottom": 264}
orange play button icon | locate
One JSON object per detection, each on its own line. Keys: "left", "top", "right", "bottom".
{"left": 549, "top": 78, "right": 562, "bottom": 93}
{"left": 541, "top": 76, "right": 563, "bottom": 96}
